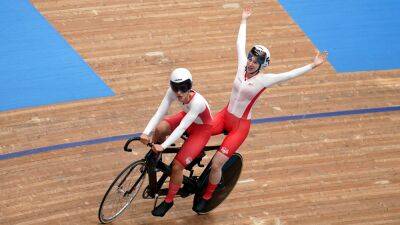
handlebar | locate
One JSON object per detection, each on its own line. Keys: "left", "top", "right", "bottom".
{"left": 123, "top": 134, "right": 220, "bottom": 153}
{"left": 123, "top": 136, "right": 154, "bottom": 152}
{"left": 123, "top": 136, "right": 140, "bottom": 152}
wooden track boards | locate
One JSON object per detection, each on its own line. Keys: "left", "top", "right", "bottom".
{"left": 1, "top": 1, "right": 399, "bottom": 224}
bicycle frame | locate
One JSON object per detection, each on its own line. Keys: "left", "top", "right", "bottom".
{"left": 98, "top": 135, "right": 243, "bottom": 223}
{"left": 123, "top": 136, "right": 220, "bottom": 201}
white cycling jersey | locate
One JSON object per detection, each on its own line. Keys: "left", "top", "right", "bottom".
{"left": 229, "top": 20, "right": 313, "bottom": 119}
{"left": 143, "top": 88, "right": 212, "bottom": 149}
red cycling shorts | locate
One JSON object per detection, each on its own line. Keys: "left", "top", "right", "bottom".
{"left": 210, "top": 106, "right": 251, "bottom": 157}
{"left": 164, "top": 111, "right": 212, "bottom": 167}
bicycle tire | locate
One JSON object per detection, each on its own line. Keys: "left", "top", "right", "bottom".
{"left": 98, "top": 160, "right": 146, "bottom": 224}
{"left": 193, "top": 153, "right": 243, "bottom": 214}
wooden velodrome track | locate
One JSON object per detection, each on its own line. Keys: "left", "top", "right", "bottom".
{"left": 1, "top": 0, "right": 400, "bottom": 224}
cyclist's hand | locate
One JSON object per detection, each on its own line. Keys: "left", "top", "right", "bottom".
{"left": 151, "top": 144, "right": 164, "bottom": 153}
{"left": 312, "top": 50, "right": 328, "bottom": 68}
{"left": 242, "top": 6, "right": 251, "bottom": 20}
{"left": 140, "top": 134, "right": 150, "bottom": 145}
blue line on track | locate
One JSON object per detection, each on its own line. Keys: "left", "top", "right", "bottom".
{"left": 1, "top": 105, "right": 400, "bottom": 161}
{"left": 251, "top": 105, "right": 400, "bottom": 124}
{"left": 0, "top": 134, "right": 140, "bottom": 161}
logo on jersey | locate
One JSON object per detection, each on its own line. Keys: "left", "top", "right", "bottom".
{"left": 220, "top": 147, "right": 229, "bottom": 155}
{"left": 185, "top": 157, "right": 193, "bottom": 165}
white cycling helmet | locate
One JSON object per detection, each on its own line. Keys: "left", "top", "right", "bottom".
{"left": 248, "top": 44, "right": 271, "bottom": 71}
{"left": 170, "top": 68, "right": 192, "bottom": 92}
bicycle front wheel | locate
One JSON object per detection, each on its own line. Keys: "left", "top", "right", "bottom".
{"left": 98, "top": 160, "right": 146, "bottom": 224}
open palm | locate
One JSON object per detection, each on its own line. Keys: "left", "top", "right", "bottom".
{"left": 314, "top": 51, "right": 328, "bottom": 67}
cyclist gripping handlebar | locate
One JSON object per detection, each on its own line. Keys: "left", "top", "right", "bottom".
{"left": 139, "top": 68, "right": 213, "bottom": 217}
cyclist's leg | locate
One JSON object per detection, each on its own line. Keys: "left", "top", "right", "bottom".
{"left": 152, "top": 121, "right": 171, "bottom": 144}
{"left": 175, "top": 124, "right": 212, "bottom": 167}
{"left": 152, "top": 159, "right": 185, "bottom": 217}
{"left": 206, "top": 152, "right": 228, "bottom": 192}
{"left": 153, "top": 124, "right": 212, "bottom": 216}
{"left": 169, "top": 124, "right": 212, "bottom": 198}
{"left": 165, "top": 160, "right": 185, "bottom": 202}
{"left": 151, "top": 111, "right": 188, "bottom": 216}
{"left": 202, "top": 151, "right": 229, "bottom": 200}
{"left": 210, "top": 107, "right": 227, "bottom": 136}
{"left": 203, "top": 119, "right": 250, "bottom": 200}
{"left": 153, "top": 111, "right": 186, "bottom": 143}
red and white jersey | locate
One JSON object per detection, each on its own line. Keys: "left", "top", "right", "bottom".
{"left": 143, "top": 88, "right": 212, "bottom": 149}
{"left": 228, "top": 20, "right": 313, "bottom": 119}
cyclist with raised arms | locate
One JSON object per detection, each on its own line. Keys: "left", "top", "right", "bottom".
{"left": 140, "top": 68, "right": 213, "bottom": 217}
{"left": 193, "top": 7, "right": 328, "bottom": 212}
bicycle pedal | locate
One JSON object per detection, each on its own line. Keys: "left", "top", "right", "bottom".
{"left": 142, "top": 186, "right": 154, "bottom": 199}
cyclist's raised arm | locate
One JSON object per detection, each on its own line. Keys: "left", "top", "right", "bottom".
{"left": 160, "top": 99, "right": 205, "bottom": 149}
{"left": 259, "top": 51, "right": 328, "bottom": 87}
{"left": 236, "top": 7, "right": 251, "bottom": 74}
{"left": 142, "top": 88, "right": 176, "bottom": 136}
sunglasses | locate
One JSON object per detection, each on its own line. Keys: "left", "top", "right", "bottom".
{"left": 170, "top": 80, "right": 192, "bottom": 93}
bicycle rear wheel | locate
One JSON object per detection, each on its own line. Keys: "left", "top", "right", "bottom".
{"left": 194, "top": 153, "right": 243, "bottom": 214}
{"left": 98, "top": 160, "right": 146, "bottom": 224}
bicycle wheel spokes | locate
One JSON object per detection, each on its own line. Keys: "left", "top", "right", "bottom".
{"left": 98, "top": 160, "right": 146, "bottom": 224}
